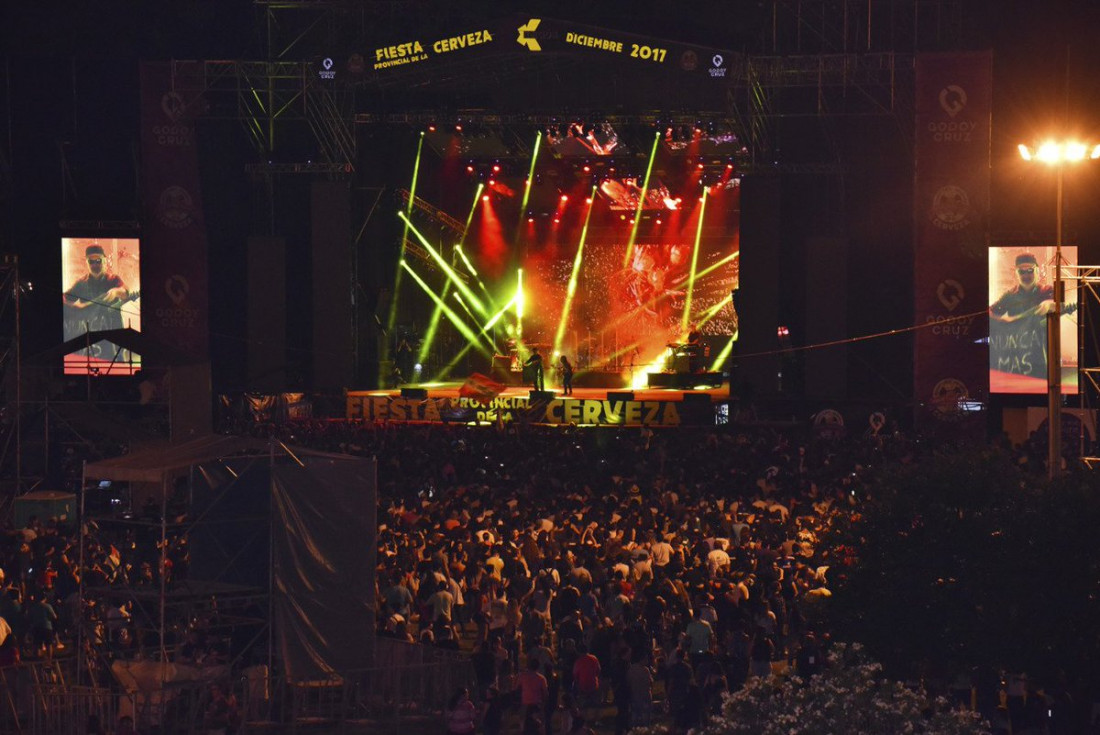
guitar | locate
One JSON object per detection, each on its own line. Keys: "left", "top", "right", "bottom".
{"left": 991, "top": 300, "right": 1076, "bottom": 324}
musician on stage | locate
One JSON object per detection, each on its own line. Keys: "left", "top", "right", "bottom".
{"left": 686, "top": 324, "right": 704, "bottom": 374}
{"left": 525, "top": 347, "right": 544, "bottom": 391}
{"left": 558, "top": 354, "right": 574, "bottom": 395}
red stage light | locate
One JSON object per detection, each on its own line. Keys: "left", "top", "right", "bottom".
{"left": 482, "top": 195, "right": 490, "bottom": 202}
{"left": 488, "top": 179, "right": 496, "bottom": 186}
{"left": 455, "top": 124, "right": 462, "bottom": 131}
{"left": 466, "top": 165, "right": 474, "bottom": 173}
{"left": 528, "top": 217, "right": 534, "bottom": 223}
{"left": 560, "top": 194, "right": 568, "bottom": 202}
{"left": 726, "top": 163, "right": 734, "bottom": 169}
{"left": 583, "top": 165, "right": 591, "bottom": 173}
{"left": 656, "top": 219, "right": 662, "bottom": 225}
{"left": 553, "top": 218, "right": 560, "bottom": 224}
{"left": 697, "top": 163, "right": 704, "bottom": 169}
{"left": 428, "top": 125, "right": 436, "bottom": 132}
{"left": 492, "top": 164, "right": 500, "bottom": 173}
{"left": 585, "top": 198, "right": 593, "bottom": 204}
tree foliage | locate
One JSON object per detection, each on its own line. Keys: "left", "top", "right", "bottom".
{"left": 631, "top": 644, "right": 988, "bottom": 735}
{"left": 822, "top": 448, "right": 1100, "bottom": 682}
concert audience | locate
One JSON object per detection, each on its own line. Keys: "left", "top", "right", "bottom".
{"left": 0, "top": 414, "right": 1071, "bottom": 733}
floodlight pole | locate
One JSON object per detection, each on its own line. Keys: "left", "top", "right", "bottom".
{"left": 1048, "top": 165, "right": 1064, "bottom": 480}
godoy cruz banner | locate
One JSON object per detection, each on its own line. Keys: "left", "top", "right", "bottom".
{"left": 346, "top": 392, "right": 717, "bottom": 427}
{"left": 913, "top": 52, "right": 991, "bottom": 425}
{"left": 139, "top": 62, "right": 210, "bottom": 360}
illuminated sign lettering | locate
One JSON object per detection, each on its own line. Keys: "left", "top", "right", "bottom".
{"left": 433, "top": 29, "right": 493, "bottom": 54}
{"left": 373, "top": 41, "right": 427, "bottom": 70}
{"left": 345, "top": 394, "right": 691, "bottom": 426}
{"left": 565, "top": 32, "right": 623, "bottom": 54}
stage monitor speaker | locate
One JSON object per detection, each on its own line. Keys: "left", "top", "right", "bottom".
{"left": 608, "top": 391, "right": 635, "bottom": 402}
{"left": 529, "top": 390, "right": 556, "bottom": 400}
{"left": 400, "top": 388, "right": 428, "bottom": 399}
{"left": 491, "top": 354, "right": 512, "bottom": 379}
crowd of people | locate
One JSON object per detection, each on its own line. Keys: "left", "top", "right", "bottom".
{"left": 357, "top": 419, "right": 891, "bottom": 734}
{"left": 0, "top": 410, "right": 1080, "bottom": 734}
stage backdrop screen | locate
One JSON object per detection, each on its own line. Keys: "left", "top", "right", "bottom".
{"left": 988, "top": 245, "right": 1077, "bottom": 395}
{"left": 61, "top": 237, "right": 142, "bottom": 375}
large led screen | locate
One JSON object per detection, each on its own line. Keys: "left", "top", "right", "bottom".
{"left": 989, "top": 245, "right": 1077, "bottom": 394}
{"left": 61, "top": 237, "right": 141, "bottom": 375}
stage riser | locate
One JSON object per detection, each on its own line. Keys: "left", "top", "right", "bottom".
{"left": 490, "top": 366, "right": 634, "bottom": 389}
{"left": 647, "top": 372, "right": 724, "bottom": 389}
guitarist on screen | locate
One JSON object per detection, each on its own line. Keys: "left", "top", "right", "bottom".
{"left": 62, "top": 244, "right": 133, "bottom": 348}
{"left": 989, "top": 252, "right": 1074, "bottom": 378}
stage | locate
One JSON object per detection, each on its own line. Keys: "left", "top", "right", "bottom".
{"left": 387, "top": 379, "right": 730, "bottom": 404}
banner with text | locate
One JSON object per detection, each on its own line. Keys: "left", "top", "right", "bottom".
{"left": 913, "top": 52, "right": 992, "bottom": 425}
{"left": 139, "top": 62, "right": 210, "bottom": 360}
{"left": 346, "top": 393, "right": 716, "bottom": 427}
{"left": 316, "top": 17, "right": 734, "bottom": 110}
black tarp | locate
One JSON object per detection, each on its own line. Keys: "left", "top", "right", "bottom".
{"left": 271, "top": 455, "right": 377, "bottom": 680}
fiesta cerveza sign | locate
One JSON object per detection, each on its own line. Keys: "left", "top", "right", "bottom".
{"left": 372, "top": 28, "right": 496, "bottom": 70}
{"left": 346, "top": 393, "right": 701, "bottom": 427}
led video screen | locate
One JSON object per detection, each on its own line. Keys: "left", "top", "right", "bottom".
{"left": 61, "top": 237, "right": 142, "bottom": 375}
{"left": 989, "top": 245, "right": 1077, "bottom": 394}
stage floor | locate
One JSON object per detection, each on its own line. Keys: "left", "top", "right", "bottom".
{"left": 387, "top": 381, "right": 731, "bottom": 404}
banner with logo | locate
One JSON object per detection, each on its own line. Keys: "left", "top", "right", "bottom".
{"left": 319, "top": 17, "right": 732, "bottom": 110}
{"left": 913, "top": 53, "right": 991, "bottom": 425}
{"left": 139, "top": 62, "right": 210, "bottom": 360}
{"left": 346, "top": 392, "right": 716, "bottom": 427}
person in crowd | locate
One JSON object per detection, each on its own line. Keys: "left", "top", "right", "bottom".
{"left": 444, "top": 686, "right": 477, "bottom": 735}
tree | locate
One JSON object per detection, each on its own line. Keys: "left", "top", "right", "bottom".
{"left": 630, "top": 644, "right": 988, "bottom": 735}
{"left": 821, "top": 448, "right": 1100, "bottom": 686}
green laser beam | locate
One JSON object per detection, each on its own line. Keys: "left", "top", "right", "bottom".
{"left": 401, "top": 261, "right": 490, "bottom": 359}
{"left": 553, "top": 186, "right": 597, "bottom": 358}
{"left": 681, "top": 187, "right": 708, "bottom": 339}
{"left": 622, "top": 131, "right": 661, "bottom": 267}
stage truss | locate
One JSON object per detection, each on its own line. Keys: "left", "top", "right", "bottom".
{"left": 1072, "top": 267, "right": 1100, "bottom": 467}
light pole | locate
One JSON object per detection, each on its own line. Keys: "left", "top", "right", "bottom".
{"left": 1018, "top": 141, "right": 1100, "bottom": 479}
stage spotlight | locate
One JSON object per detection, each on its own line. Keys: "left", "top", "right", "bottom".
{"left": 482, "top": 195, "right": 490, "bottom": 202}
{"left": 697, "top": 162, "right": 704, "bottom": 169}
{"left": 553, "top": 218, "right": 560, "bottom": 224}
{"left": 585, "top": 197, "right": 593, "bottom": 204}
{"left": 560, "top": 194, "right": 569, "bottom": 202}
{"left": 466, "top": 165, "right": 475, "bottom": 173}
{"left": 488, "top": 179, "right": 496, "bottom": 186}
{"left": 428, "top": 125, "right": 436, "bottom": 132}
{"left": 455, "top": 124, "right": 463, "bottom": 132}
{"left": 528, "top": 217, "right": 534, "bottom": 223}
{"left": 583, "top": 165, "right": 591, "bottom": 173}
{"left": 492, "top": 164, "right": 501, "bottom": 173}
